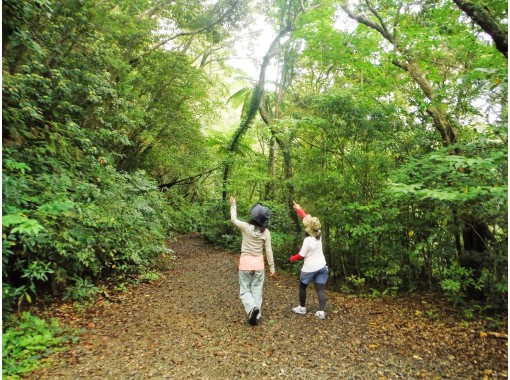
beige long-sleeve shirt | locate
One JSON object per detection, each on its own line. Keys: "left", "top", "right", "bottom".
{"left": 231, "top": 202, "right": 275, "bottom": 274}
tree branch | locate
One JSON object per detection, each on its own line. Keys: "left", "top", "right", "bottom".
{"left": 158, "top": 166, "right": 221, "bottom": 190}
{"left": 364, "top": 0, "right": 393, "bottom": 42}
{"left": 131, "top": 0, "right": 240, "bottom": 65}
{"left": 339, "top": 2, "right": 394, "bottom": 42}
{"left": 452, "top": 0, "right": 507, "bottom": 58}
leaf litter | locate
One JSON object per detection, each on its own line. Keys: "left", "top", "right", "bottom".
{"left": 29, "top": 233, "right": 507, "bottom": 379}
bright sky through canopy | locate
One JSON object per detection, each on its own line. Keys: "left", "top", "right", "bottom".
{"left": 227, "top": 14, "right": 277, "bottom": 82}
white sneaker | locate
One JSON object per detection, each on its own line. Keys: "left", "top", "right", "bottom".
{"left": 292, "top": 306, "right": 307, "bottom": 314}
{"left": 315, "top": 311, "right": 326, "bottom": 320}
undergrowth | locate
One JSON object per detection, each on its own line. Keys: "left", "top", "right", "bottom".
{"left": 2, "top": 311, "right": 75, "bottom": 379}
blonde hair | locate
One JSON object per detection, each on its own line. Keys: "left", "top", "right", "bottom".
{"left": 303, "top": 214, "right": 321, "bottom": 238}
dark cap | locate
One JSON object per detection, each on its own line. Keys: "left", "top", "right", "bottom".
{"left": 250, "top": 203, "right": 271, "bottom": 227}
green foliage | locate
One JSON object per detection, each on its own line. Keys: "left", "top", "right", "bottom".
{"left": 2, "top": 0, "right": 507, "bottom": 336}
{"left": 346, "top": 275, "right": 366, "bottom": 289}
{"left": 63, "top": 277, "right": 100, "bottom": 303}
{"left": 138, "top": 271, "right": 161, "bottom": 284}
{"left": 2, "top": 284, "right": 30, "bottom": 316}
{"left": 197, "top": 199, "right": 233, "bottom": 247}
{"left": 270, "top": 232, "right": 297, "bottom": 269}
{"left": 389, "top": 146, "right": 507, "bottom": 205}
{"left": 2, "top": 145, "right": 174, "bottom": 310}
{"left": 21, "top": 261, "right": 54, "bottom": 297}
{"left": 1, "top": 0, "right": 251, "bottom": 315}
{"left": 439, "top": 263, "right": 478, "bottom": 306}
{"left": 2, "top": 312, "right": 63, "bottom": 379}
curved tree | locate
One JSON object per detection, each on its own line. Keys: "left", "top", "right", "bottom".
{"left": 221, "top": 0, "right": 305, "bottom": 203}
{"left": 451, "top": 0, "right": 507, "bottom": 58}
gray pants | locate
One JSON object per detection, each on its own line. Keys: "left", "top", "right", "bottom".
{"left": 239, "top": 270, "right": 265, "bottom": 316}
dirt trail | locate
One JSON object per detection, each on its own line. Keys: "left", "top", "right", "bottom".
{"left": 30, "top": 233, "right": 507, "bottom": 379}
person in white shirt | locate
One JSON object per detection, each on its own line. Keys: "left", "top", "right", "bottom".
{"left": 290, "top": 201, "right": 328, "bottom": 320}
{"left": 230, "top": 196, "right": 275, "bottom": 325}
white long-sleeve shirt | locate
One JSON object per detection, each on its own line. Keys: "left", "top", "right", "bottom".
{"left": 231, "top": 202, "right": 275, "bottom": 273}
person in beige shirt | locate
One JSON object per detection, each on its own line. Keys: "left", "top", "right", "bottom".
{"left": 230, "top": 196, "right": 275, "bottom": 325}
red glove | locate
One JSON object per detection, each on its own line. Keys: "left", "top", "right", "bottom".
{"left": 290, "top": 253, "right": 303, "bottom": 262}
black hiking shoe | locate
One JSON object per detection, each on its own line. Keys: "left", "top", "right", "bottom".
{"left": 248, "top": 307, "right": 259, "bottom": 325}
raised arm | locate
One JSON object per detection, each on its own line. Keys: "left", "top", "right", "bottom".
{"left": 290, "top": 200, "right": 306, "bottom": 263}
{"left": 230, "top": 196, "right": 238, "bottom": 222}
{"left": 293, "top": 200, "right": 307, "bottom": 219}
{"left": 230, "top": 196, "right": 254, "bottom": 233}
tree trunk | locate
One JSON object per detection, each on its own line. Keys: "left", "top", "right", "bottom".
{"left": 392, "top": 58, "right": 457, "bottom": 146}
{"left": 452, "top": 0, "right": 507, "bottom": 58}
{"left": 323, "top": 221, "right": 333, "bottom": 279}
{"left": 264, "top": 131, "right": 277, "bottom": 200}
{"left": 221, "top": 24, "right": 293, "bottom": 209}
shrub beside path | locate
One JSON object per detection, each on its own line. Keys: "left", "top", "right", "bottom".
{"left": 31, "top": 233, "right": 507, "bottom": 379}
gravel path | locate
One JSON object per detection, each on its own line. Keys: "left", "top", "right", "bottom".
{"left": 30, "top": 233, "right": 507, "bottom": 379}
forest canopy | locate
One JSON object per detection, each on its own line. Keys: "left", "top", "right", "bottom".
{"left": 2, "top": 0, "right": 507, "bottom": 321}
